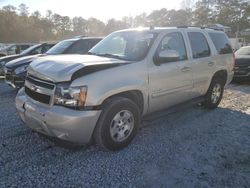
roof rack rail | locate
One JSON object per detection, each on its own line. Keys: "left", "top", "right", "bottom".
{"left": 176, "top": 26, "right": 222, "bottom": 31}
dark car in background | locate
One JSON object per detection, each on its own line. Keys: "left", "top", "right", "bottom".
{"left": 0, "top": 43, "right": 36, "bottom": 57}
{"left": 233, "top": 46, "right": 250, "bottom": 80}
{"left": 4, "top": 37, "right": 102, "bottom": 88}
{"left": 0, "top": 43, "right": 55, "bottom": 76}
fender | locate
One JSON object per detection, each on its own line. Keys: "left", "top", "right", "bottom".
{"left": 71, "top": 60, "right": 149, "bottom": 114}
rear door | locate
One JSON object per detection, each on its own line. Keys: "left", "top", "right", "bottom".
{"left": 185, "top": 31, "right": 215, "bottom": 97}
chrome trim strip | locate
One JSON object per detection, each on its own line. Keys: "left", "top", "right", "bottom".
{"left": 152, "top": 84, "right": 193, "bottom": 98}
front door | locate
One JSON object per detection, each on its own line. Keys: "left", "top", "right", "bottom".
{"left": 148, "top": 32, "right": 193, "bottom": 113}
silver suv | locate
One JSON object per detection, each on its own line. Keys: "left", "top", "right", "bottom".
{"left": 16, "top": 27, "right": 234, "bottom": 150}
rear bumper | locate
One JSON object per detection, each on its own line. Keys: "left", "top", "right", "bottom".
{"left": 233, "top": 66, "right": 250, "bottom": 79}
{"left": 16, "top": 88, "right": 102, "bottom": 144}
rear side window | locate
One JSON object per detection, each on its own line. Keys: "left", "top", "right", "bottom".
{"left": 188, "top": 32, "right": 210, "bottom": 59}
{"left": 208, "top": 33, "right": 233, "bottom": 54}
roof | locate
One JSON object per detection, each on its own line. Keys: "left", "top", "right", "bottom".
{"left": 116, "top": 26, "right": 224, "bottom": 34}
{"left": 63, "top": 37, "right": 103, "bottom": 42}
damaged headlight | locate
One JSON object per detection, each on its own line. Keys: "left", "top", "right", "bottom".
{"left": 54, "top": 83, "right": 87, "bottom": 108}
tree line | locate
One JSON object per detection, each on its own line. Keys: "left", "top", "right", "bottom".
{"left": 0, "top": 0, "right": 249, "bottom": 43}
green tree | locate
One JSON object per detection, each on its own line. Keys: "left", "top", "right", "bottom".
{"left": 72, "top": 17, "right": 87, "bottom": 36}
{"left": 86, "top": 18, "right": 105, "bottom": 36}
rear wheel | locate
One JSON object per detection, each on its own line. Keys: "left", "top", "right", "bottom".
{"left": 94, "top": 97, "right": 141, "bottom": 151}
{"left": 204, "top": 78, "right": 224, "bottom": 109}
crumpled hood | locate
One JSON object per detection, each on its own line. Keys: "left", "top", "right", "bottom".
{"left": 5, "top": 55, "right": 40, "bottom": 69}
{"left": 28, "top": 54, "right": 128, "bottom": 82}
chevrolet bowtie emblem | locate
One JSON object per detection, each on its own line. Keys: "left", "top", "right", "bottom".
{"left": 30, "top": 85, "right": 38, "bottom": 92}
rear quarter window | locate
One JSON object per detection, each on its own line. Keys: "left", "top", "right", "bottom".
{"left": 208, "top": 33, "right": 233, "bottom": 54}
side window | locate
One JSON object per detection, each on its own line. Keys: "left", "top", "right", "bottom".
{"left": 159, "top": 32, "right": 187, "bottom": 61}
{"left": 7, "top": 46, "right": 17, "bottom": 53}
{"left": 188, "top": 32, "right": 210, "bottom": 59}
{"left": 67, "top": 40, "right": 93, "bottom": 54}
{"left": 20, "top": 45, "right": 30, "bottom": 51}
{"left": 208, "top": 33, "right": 233, "bottom": 54}
{"left": 36, "top": 46, "right": 43, "bottom": 54}
{"left": 42, "top": 44, "right": 54, "bottom": 53}
{"left": 88, "top": 39, "right": 101, "bottom": 50}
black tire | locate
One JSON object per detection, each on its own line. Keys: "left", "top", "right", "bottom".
{"left": 204, "top": 77, "right": 224, "bottom": 109}
{"left": 94, "top": 97, "right": 141, "bottom": 151}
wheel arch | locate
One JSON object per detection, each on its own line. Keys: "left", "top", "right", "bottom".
{"left": 101, "top": 90, "right": 145, "bottom": 115}
{"left": 211, "top": 69, "right": 228, "bottom": 86}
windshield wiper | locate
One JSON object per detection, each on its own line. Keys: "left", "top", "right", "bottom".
{"left": 97, "top": 53, "right": 126, "bottom": 60}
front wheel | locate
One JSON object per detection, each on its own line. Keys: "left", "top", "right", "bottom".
{"left": 204, "top": 78, "right": 224, "bottom": 109}
{"left": 94, "top": 97, "right": 141, "bottom": 151}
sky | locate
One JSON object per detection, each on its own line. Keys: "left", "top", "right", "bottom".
{"left": 0, "top": 0, "right": 186, "bottom": 22}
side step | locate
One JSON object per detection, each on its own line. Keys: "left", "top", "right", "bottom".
{"left": 143, "top": 96, "right": 206, "bottom": 122}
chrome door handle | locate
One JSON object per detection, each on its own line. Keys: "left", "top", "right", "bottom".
{"left": 208, "top": 62, "right": 215, "bottom": 66}
{"left": 181, "top": 67, "right": 191, "bottom": 72}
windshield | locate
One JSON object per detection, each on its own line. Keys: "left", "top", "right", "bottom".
{"left": 235, "top": 47, "right": 250, "bottom": 56}
{"left": 46, "top": 40, "right": 75, "bottom": 55}
{"left": 20, "top": 44, "right": 41, "bottom": 55}
{"left": 89, "top": 31, "right": 157, "bottom": 61}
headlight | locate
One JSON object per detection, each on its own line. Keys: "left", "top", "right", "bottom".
{"left": 15, "top": 65, "right": 29, "bottom": 74}
{"left": 54, "top": 83, "right": 87, "bottom": 108}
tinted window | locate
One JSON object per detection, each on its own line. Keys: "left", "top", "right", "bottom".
{"left": 188, "top": 32, "right": 210, "bottom": 59}
{"left": 159, "top": 32, "right": 187, "bottom": 61}
{"left": 46, "top": 40, "right": 75, "bottom": 55}
{"left": 20, "top": 45, "right": 31, "bottom": 50}
{"left": 88, "top": 39, "right": 102, "bottom": 49}
{"left": 20, "top": 44, "right": 41, "bottom": 55}
{"left": 41, "top": 44, "right": 55, "bottom": 53}
{"left": 31, "top": 46, "right": 43, "bottom": 54}
{"left": 209, "top": 33, "right": 233, "bottom": 54}
{"left": 66, "top": 39, "right": 98, "bottom": 54}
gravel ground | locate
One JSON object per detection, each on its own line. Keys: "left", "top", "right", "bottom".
{"left": 0, "top": 80, "right": 249, "bottom": 187}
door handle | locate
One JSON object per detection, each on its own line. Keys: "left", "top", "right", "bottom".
{"left": 181, "top": 66, "right": 191, "bottom": 72}
{"left": 208, "top": 62, "right": 215, "bottom": 66}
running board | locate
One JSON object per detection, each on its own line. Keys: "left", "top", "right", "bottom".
{"left": 143, "top": 96, "right": 206, "bottom": 122}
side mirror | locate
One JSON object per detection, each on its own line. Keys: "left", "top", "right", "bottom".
{"left": 154, "top": 50, "right": 180, "bottom": 65}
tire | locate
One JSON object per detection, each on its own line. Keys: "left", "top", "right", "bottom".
{"left": 204, "top": 77, "right": 224, "bottom": 109}
{"left": 94, "top": 97, "right": 141, "bottom": 151}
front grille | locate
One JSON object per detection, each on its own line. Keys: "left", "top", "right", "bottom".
{"left": 26, "top": 76, "right": 55, "bottom": 89}
{"left": 24, "top": 74, "right": 55, "bottom": 105}
{"left": 25, "top": 87, "right": 51, "bottom": 104}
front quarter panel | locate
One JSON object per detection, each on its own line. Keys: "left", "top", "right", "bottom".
{"left": 71, "top": 61, "right": 149, "bottom": 114}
